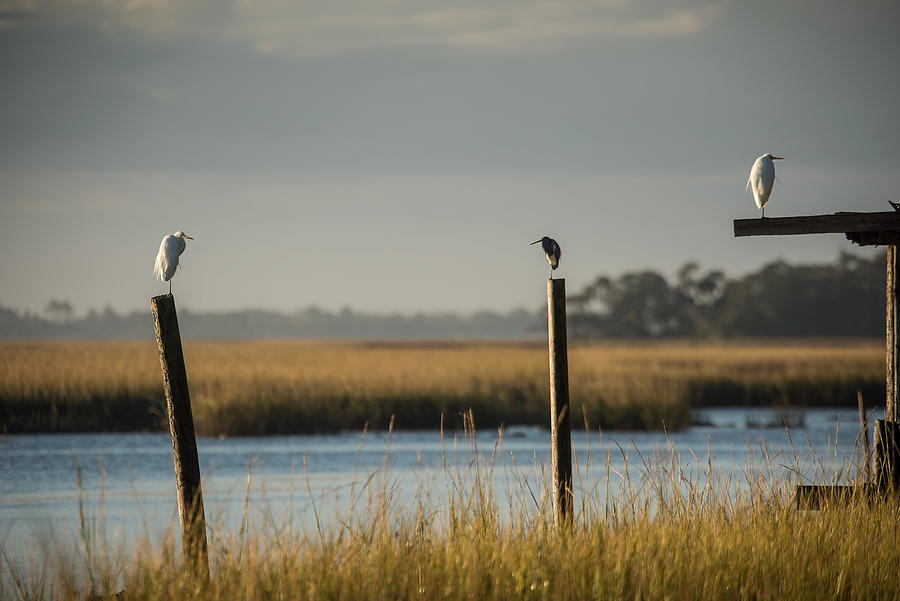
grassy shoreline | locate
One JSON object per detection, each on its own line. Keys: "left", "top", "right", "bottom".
{"left": 0, "top": 340, "right": 884, "bottom": 435}
{"left": 4, "top": 426, "right": 895, "bottom": 601}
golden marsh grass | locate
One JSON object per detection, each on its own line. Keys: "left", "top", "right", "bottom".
{"left": 0, "top": 339, "right": 884, "bottom": 434}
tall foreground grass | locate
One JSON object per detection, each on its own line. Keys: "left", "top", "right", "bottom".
{"left": 4, "top": 421, "right": 897, "bottom": 600}
{"left": 0, "top": 340, "right": 883, "bottom": 434}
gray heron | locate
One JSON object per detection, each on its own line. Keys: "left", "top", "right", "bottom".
{"left": 531, "top": 236, "right": 561, "bottom": 279}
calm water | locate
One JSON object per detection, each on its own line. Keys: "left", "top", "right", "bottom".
{"left": 0, "top": 406, "right": 877, "bottom": 585}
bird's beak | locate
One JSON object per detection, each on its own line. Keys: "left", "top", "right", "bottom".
{"left": 530, "top": 240, "right": 541, "bottom": 245}
{"left": 184, "top": 235, "right": 194, "bottom": 239}
{"left": 772, "top": 156, "right": 784, "bottom": 160}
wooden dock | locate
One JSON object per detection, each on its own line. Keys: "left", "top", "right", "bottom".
{"left": 735, "top": 210, "right": 900, "bottom": 501}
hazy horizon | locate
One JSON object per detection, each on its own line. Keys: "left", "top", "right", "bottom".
{"left": 0, "top": 246, "right": 886, "bottom": 319}
{"left": 2, "top": 0, "right": 897, "bottom": 316}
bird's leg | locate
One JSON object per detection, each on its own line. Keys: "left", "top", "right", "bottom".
{"left": 762, "top": 206, "right": 765, "bottom": 219}
{"left": 169, "top": 281, "right": 172, "bottom": 295}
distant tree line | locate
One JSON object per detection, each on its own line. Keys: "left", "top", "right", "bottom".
{"left": 0, "top": 303, "right": 539, "bottom": 340}
{"left": 569, "top": 252, "right": 884, "bottom": 338}
{"left": 0, "top": 252, "right": 886, "bottom": 339}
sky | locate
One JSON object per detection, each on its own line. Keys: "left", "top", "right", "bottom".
{"left": 1, "top": 0, "right": 898, "bottom": 316}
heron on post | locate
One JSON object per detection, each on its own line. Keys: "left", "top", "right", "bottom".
{"left": 531, "top": 236, "right": 561, "bottom": 279}
{"left": 154, "top": 231, "right": 193, "bottom": 295}
{"left": 746, "top": 153, "right": 783, "bottom": 218}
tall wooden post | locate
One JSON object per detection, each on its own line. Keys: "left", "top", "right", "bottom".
{"left": 150, "top": 294, "right": 209, "bottom": 579}
{"left": 887, "top": 245, "right": 898, "bottom": 422}
{"left": 546, "top": 279, "right": 573, "bottom": 524}
{"left": 878, "top": 247, "right": 900, "bottom": 489}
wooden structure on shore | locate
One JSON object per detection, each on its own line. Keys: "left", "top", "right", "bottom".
{"left": 734, "top": 211, "right": 900, "bottom": 502}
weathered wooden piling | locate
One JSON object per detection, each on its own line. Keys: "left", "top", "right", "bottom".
{"left": 858, "top": 391, "right": 871, "bottom": 483}
{"left": 150, "top": 293, "right": 209, "bottom": 579}
{"left": 546, "top": 278, "right": 573, "bottom": 524}
{"left": 873, "top": 419, "right": 900, "bottom": 490}
{"left": 887, "top": 245, "right": 898, "bottom": 423}
{"left": 877, "top": 247, "right": 900, "bottom": 489}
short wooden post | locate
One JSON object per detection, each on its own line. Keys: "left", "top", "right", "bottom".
{"left": 546, "top": 278, "right": 573, "bottom": 524}
{"left": 150, "top": 294, "right": 209, "bottom": 579}
{"left": 858, "top": 391, "right": 871, "bottom": 483}
{"left": 873, "top": 419, "right": 900, "bottom": 490}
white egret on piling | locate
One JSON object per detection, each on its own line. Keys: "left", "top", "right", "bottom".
{"left": 746, "top": 153, "right": 783, "bottom": 218}
{"left": 531, "top": 236, "right": 561, "bottom": 279}
{"left": 154, "top": 231, "right": 193, "bottom": 294}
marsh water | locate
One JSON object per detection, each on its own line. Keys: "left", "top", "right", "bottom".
{"left": 0, "top": 406, "right": 878, "bottom": 585}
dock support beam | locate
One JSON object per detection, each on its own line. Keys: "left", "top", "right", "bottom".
{"left": 887, "top": 246, "right": 898, "bottom": 422}
{"left": 876, "top": 247, "right": 900, "bottom": 488}
{"left": 546, "top": 278, "right": 573, "bottom": 525}
{"left": 874, "top": 419, "right": 900, "bottom": 489}
{"left": 151, "top": 293, "right": 209, "bottom": 580}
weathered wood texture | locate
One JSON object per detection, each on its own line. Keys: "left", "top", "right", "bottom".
{"left": 150, "top": 294, "right": 209, "bottom": 579}
{"left": 546, "top": 278, "right": 573, "bottom": 524}
{"left": 880, "top": 249, "right": 900, "bottom": 491}
{"left": 888, "top": 247, "right": 898, "bottom": 422}
{"left": 874, "top": 419, "right": 900, "bottom": 490}
{"left": 734, "top": 211, "right": 900, "bottom": 241}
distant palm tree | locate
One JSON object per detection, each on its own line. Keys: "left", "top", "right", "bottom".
{"left": 44, "top": 299, "right": 74, "bottom": 323}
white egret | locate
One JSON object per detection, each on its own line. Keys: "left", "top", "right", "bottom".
{"left": 531, "top": 236, "right": 561, "bottom": 279}
{"left": 746, "top": 153, "right": 783, "bottom": 218}
{"left": 154, "top": 231, "right": 193, "bottom": 294}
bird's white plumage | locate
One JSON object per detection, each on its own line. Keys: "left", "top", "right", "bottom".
{"left": 746, "top": 153, "right": 779, "bottom": 211}
{"left": 154, "top": 231, "right": 192, "bottom": 291}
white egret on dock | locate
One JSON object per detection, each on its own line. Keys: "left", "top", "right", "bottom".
{"left": 746, "top": 153, "right": 783, "bottom": 218}
{"left": 531, "top": 236, "right": 561, "bottom": 279}
{"left": 154, "top": 231, "right": 193, "bottom": 294}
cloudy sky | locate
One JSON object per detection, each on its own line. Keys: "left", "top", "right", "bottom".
{"left": 1, "top": 0, "right": 898, "bottom": 315}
